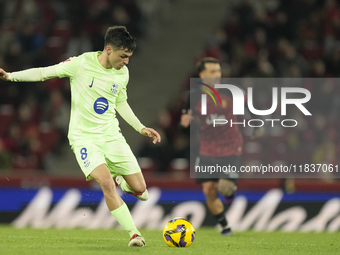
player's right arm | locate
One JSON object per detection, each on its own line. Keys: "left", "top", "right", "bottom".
{"left": 0, "top": 56, "right": 82, "bottom": 82}
{"left": 0, "top": 66, "right": 58, "bottom": 82}
{"left": 180, "top": 109, "right": 192, "bottom": 128}
{"left": 180, "top": 89, "right": 199, "bottom": 128}
{"left": 0, "top": 68, "right": 9, "bottom": 80}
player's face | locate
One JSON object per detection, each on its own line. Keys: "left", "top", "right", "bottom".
{"left": 199, "top": 63, "right": 221, "bottom": 85}
{"left": 107, "top": 46, "right": 133, "bottom": 70}
{"left": 199, "top": 63, "right": 222, "bottom": 79}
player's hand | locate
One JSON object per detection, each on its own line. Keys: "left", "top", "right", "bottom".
{"left": 0, "top": 68, "right": 9, "bottom": 81}
{"left": 251, "top": 126, "right": 264, "bottom": 139}
{"left": 141, "top": 127, "right": 161, "bottom": 144}
{"left": 180, "top": 110, "right": 192, "bottom": 128}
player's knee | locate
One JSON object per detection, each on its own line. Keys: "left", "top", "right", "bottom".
{"left": 97, "top": 178, "right": 115, "bottom": 193}
{"left": 133, "top": 183, "right": 147, "bottom": 194}
{"left": 218, "top": 181, "right": 237, "bottom": 197}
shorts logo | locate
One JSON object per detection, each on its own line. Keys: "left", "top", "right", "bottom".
{"left": 94, "top": 97, "right": 109, "bottom": 114}
{"left": 111, "top": 84, "right": 118, "bottom": 94}
{"left": 84, "top": 160, "right": 90, "bottom": 168}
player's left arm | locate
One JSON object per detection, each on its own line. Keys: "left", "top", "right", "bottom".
{"left": 244, "top": 93, "right": 264, "bottom": 139}
{"left": 115, "top": 67, "right": 160, "bottom": 144}
{"left": 116, "top": 100, "right": 161, "bottom": 144}
{"left": 140, "top": 127, "right": 161, "bottom": 144}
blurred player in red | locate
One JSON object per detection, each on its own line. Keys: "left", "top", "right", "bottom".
{"left": 181, "top": 57, "right": 262, "bottom": 235}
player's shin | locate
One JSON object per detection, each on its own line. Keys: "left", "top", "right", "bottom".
{"left": 111, "top": 203, "right": 141, "bottom": 238}
{"left": 223, "top": 193, "right": 236, "bottom": 207}
{"left": 214, "top": 211, "right": 228, "bottom": 229}
{"left": 214, "top": 212, "right": 232, "bottom": 236}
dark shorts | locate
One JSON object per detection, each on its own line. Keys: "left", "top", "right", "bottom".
{"left": 195, "top": 155, "right": 241, "bottom": 185}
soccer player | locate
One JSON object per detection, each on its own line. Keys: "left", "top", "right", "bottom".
{"left": 181, "top": 57, "right": 261, "bottom": 235}
{"left": 0, "top": 25, "right": 161, "bottom": 247}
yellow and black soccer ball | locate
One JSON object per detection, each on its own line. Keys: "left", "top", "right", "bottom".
{"left": 163, "top": 217, "right": 196, "bottom": 247}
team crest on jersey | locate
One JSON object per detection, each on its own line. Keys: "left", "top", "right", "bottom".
{"left": 111, "top": 84, "right": 118, "bottom": 94}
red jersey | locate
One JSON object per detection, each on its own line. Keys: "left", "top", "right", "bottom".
{"left": 194, "top": 91, "right": 243, "bottom": 157}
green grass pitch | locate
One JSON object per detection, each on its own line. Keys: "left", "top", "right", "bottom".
{"left": 0, "top": 225, "right": 339, "bottom": 255}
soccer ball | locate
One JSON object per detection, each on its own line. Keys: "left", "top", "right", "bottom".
{"left": 163, "top": 217, "right": 196, "bottom": 247}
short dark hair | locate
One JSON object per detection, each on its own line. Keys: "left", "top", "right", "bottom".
{"left": 196, "top": 57, "right": 220, "bottom": 73}
{"left": 104, "top": 26, "right": 137, "bottom": 52}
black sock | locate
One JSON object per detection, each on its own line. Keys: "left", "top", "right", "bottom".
{"left": 214, "top": 212, "right": 228, "bottom": 229}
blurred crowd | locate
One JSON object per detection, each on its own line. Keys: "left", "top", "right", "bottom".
{"left": 0, "top": 0, "right": 158, "bottom": 171}
{"left": 143, "top": 0, "right": 340, "bottom": 176}
{"left": 1, "top": 0, "right": 340, "bottom": 177}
